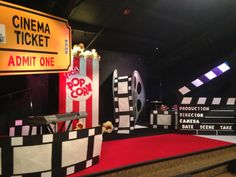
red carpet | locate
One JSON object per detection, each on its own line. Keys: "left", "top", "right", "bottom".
{"left": 68, "top": 133, "right": 232, "bottom": 177}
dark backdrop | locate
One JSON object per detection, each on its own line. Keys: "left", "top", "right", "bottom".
{"left": 0, "top": 49, "right": 236, "bottom": 134}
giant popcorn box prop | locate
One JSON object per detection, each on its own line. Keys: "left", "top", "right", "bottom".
{"left": 178, "top": 97, "right": 236, "bottom": 135}
{"left": 0, "top": 126, "right": 103, "bottom": 177}
{"left": 59, "top": 45, "right": 100, "bottom": 129}
{"left": 112, "top": 69, "right": 145, "bottom": 134}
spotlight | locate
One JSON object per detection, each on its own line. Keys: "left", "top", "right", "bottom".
{"left": 123, "top": 8, "right": 131, "bottom": 16}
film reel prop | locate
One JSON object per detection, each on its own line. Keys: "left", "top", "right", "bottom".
{"left": 132, "top": 70, "right": 145, "bottom": 124}
{"left": 112, "top": 69, "right": 145, "bottom": 134}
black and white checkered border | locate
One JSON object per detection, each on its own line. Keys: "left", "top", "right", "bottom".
{"left": 8, "top": 119, "right": 42, "bottom": 137}
{"left": 177, "top": 65, "right": 229, "bottom": 95}
{"left": 0, "top": 126, "right": 102, "bottom": 177}
{"left": 150, "top": 110, "right": 175, "bottom": 130}
{"left": 113, "top": 76, "right": 135, "bottom": 134}
{"left": 177, "top": 75, "right": 212, "bottom": 96}
{"left": 180, "top": 97, "right": 236, "bottom": 106}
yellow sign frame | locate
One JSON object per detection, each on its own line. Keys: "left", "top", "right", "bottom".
{"left": 0, "top": 1, "right": 71, "bottom": 75}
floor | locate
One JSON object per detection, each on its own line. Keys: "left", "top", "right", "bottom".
{"left": 197, "top": 135, "right": 236, "bottom": 144}
{"left": 68, "top": 133, "right": 232, "bottom": 177}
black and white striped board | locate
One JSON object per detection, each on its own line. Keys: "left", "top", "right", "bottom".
{"left": 177, "top": 62, "right": 230, "bottom": 96}
{"left": 150, "top": 110, "right": 175, "bottom": 130}
{"left": 0, "top": 126, "right": 103, "bottom": 177}
{"left": 178, "top": 97, "right": 236, "bottom": 135}
{"left": 8, "top": 119, "right": 42, "bottom": 136}
{"left": 112, "top": 69, "right": 145, "bottom": 134}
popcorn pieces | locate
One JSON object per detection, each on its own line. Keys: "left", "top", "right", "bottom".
{"left": 102, "top": 121, "right": 113, "bottom": 134}
{"left": 72, "top": 43, "right": 100, "bottom": 60}
{"left": 159, "top": 104, "right": 169, "bottom": 111}
{"left": 74, "top": 122, "right": 84, "bottom": 130}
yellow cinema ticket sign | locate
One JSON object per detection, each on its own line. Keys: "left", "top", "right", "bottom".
{"left": 0, "top": 1, "right": 71, "bottom": 75}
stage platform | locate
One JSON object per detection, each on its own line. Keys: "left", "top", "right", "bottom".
{"left": 67, "top": 132, "right": 235, "bottom": 177}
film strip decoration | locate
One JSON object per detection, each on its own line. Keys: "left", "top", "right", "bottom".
{"left": 112, "top": 69, "right": 145, "bottom": 134}
{"left": 113, "top": 70, "right": 134, "bottom": 134}
{"left": 8, "top": 119, "right": 42, "bottom": 137}
{"left": 178, "top": 62, "right": 230, "bottom": 96}
{"left": 150, "top": 110, "right": 176, "bottom": 130}
{"left": 178, "top": 97, "right": 236, "bottom": 135}
{"left": 0, "top": 126, "right": 103, "bottom": 177}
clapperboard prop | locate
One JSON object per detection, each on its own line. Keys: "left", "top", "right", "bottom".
{"left": 150, "top": 110, "right": 176, "bottom": 130}
{"left": 178, "top": 97, "right": 236, "bottom": 135}
{"left": 112, "top": 69, "right": 145, "bottom": 134}
{"left": 177, "top": 62, "right": 235, "bottom": 135}
{"left": 0, "top": 126, "right": 103, "bottom": 177}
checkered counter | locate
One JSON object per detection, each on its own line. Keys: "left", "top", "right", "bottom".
{"left": 8, "top": 119, "right": 43, "bottom": 137}
{"left": 150, "top": 110, "right": 176, "bottom": 130}
{"left": 0, "top": 126, "right": 103, "bottom": 177}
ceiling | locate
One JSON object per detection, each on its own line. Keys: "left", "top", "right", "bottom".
{"left": 2, "top": 0, "right": 236, "bottom": 73}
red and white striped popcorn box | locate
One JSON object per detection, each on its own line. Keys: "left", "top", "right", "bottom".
{"left": 59, "top": 47, "right": 100, "bottom": 131}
